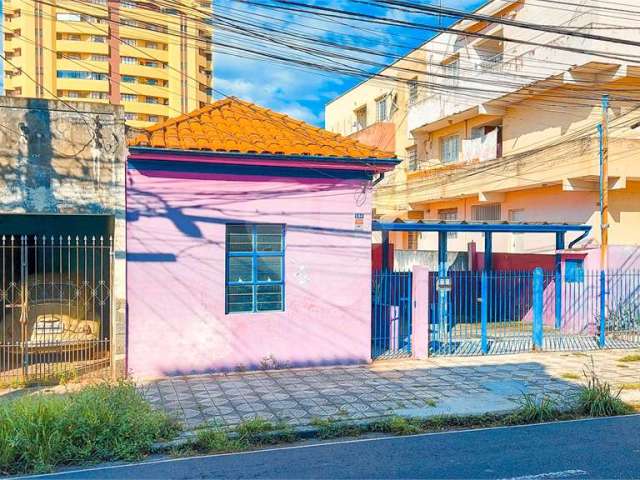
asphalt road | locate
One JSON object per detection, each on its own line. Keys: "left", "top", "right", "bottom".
{"left": 22, "top": 415, "right": 640, "bottom": 479}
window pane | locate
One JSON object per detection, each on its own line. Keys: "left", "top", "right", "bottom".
{"left": 256, "top": 225, "right": 282, "bottom": 252}
{"left": 228, "top": 256, "right": 253, "bottom": 283}
{"left": 256, "top": 284, "right": 283, "bottom": 311}
{"left": 227, "top": 224, "right": 253, "bottom": 252}
{"left": 227, "top": 285, "right": 253, "bottom": 313}
{"left": 257, "top": 257, "right": 282, "bottom": 282}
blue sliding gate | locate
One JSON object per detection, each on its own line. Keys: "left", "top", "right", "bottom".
{"left": 371, "top": 270, "right": 412, "bottom": 358}
{"left": 429, "top": 269, "right": 640, "bottom": 356}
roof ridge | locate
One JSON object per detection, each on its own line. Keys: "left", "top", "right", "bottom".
{"left": 129, "top": 97, "right": 397, "bottom": 160}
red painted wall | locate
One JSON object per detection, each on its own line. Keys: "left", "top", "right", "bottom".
{"left": 474, "top": 252, "right": 555, "bottom": 272}
{"left": 372, "top": 243, "right": 394, "bottom": 271}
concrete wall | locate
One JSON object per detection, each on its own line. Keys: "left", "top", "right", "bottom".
{"left": 126, "top": 164, "right": 374, "bottom": 378}
{"left": 0, "top": 97, "right": 127, "bottom": 377}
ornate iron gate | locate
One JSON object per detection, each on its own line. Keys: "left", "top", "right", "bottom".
{"left": 1, "top": 235, "right": 112, "bottom": 385}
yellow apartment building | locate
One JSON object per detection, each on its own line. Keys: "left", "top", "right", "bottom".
{"left": 325, "top": 0, "right": 640, "bottom": 267}
{"left": 2, "top": 0, "right": 213, "bottom": 128}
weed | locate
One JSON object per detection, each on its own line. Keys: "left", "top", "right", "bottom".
{"left": 510, "top": 394, "right": 560, "bottom": 423}
{"left": 561, "top": 372, "right": 581, "bottom": 380}
{"left": 193, "top": 428, "right": 246, "bottom": 453}
{"left": 0, "top": 380, "right": 180, "bottom": 475}
{"left": 618, "top": 354, "right": 640, "bottom": 363}
{"left": 424, "top": 399, "right": 437, "bottom": 407}
{"left": 235, "top": 417, "right": 274, "bottom": 443}
{"left": 259, "top": 355, "right": 289, "bottom": 371}
{"left": 310, "top": 417, "right": 362, "bottom": 439}
{"left": 574, "top": 361, "right": 632, "bottom": 417}
{"left": 336, "top": 407, "right": 349, "bottom": 417}
{"left": 371, "top": 416, "right": 421, "bottom": 435}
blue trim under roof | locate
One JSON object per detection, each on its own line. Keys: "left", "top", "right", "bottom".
{"left": 373, "top": 220, "right": 591, "bottom": 233}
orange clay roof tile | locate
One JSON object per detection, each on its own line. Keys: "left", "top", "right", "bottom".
{"left": 128, "top": 97, "right": 396, "bottom": 160}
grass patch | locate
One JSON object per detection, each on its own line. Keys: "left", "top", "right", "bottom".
{"left": 560, "top": 372, "right": 581, "bottom": 380}
{"left": 618, "top": 354, "right": 640, "bottom": 363}
{"left": 0, "top": 380, "right": 180, "bottom": 475}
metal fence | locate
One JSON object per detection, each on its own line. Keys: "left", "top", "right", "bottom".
{"left": 371, "top": 270, "right": 412, "bottom": 359}
{"left": 428, "top": 269, "right": 640, "bottom": 356}
{"left": 1, "top": 235, "right": 113, "bottom": 385}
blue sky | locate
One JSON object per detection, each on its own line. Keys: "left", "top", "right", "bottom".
{"left": 214, "top": 0, "right": 486, "bottom": 126}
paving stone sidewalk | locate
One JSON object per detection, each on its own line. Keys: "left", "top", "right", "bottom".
{"left": 141, "top": 350, "right": 640, "bottom": 430}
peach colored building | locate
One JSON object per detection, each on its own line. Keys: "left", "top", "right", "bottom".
{"left": 325, "top": 0, "right": 640, "bottom": 267}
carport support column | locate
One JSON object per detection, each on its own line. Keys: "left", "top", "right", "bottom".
{"left": 533, "top": 267, "right": 544, "bottom": 350}
{"left": 412, "top": 266, "right": 430, "bottom": 359}
{"left": 437, "top": 231, "right": 450, "bottom": 341}
{"left": 555, "top": 232, "right": 565, "bottom": 329}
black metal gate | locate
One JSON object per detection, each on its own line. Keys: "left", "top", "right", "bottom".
{"left": 1, "top": 235, "right": 112, "bottom": 385}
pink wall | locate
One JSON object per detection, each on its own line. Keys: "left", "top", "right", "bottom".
{"left": 126, "top": 166, "right": 373, "bottom": 378}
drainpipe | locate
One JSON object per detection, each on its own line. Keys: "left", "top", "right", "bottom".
{"left": 372, "top": 172, "right": 385, "bottom": 186}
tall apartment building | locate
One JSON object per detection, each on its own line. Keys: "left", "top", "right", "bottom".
{"left": 2, "top": 0, "right": 213, "bottom": 128}
{"left": 326, "top": 0, "right": 640, "bottom": 267}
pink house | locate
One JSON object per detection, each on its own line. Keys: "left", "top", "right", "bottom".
{"left": 126, "top": 98, "right": 398, "bottom": 378}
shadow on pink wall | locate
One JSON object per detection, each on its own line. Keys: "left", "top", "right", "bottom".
{"left": 125, "top": 166, "right": 375, "bottom": 378}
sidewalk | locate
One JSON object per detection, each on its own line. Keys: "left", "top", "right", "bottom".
{"left": 141, "top": 350, "right": 640, "bottom": 430}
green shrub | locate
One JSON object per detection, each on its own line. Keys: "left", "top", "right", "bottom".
{"left": 618, "top": 354, "right": 640, "bottom": 363}
{"left": 0, "top": 381, "right": 180, "bottom": 475}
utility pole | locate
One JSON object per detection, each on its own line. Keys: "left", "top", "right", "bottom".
{"left": 600, "top": 94, "right": 609, "bottom": 271}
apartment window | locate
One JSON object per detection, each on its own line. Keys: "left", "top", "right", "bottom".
{"left": 406, "top": 146, "right": 418, "bottom": 172}
{"left": 91, "top": 54, "right": 109, "bottom": 61}
{"left": 146, "top": 78, "right": 158, "bottom": 86}
{"left": 225, "top": 224, "right": 285, "bottom": 313}
{"left": 438, "top": 208, "right": 458, "bottom": 239}
{"left": 148, "top": 115, "right": 159, "bottom": 122}
{"left": 471, "top": 203, "right": 501, "bottom": 221}
{"left": 376, "top": 96, "right": 388, "bottom": 122}
{"left": 90, "top": 92, "right": 107, "bottom": 99}
{"left": 122, "top": 75, "right": 136, "bottom": 83}
{"left": 66, "top": 34, "right": 82, "bottom": 41}
{"left": 121, "top": 56, "right": 137, "bottom": 64}
{"left": 145, "top": 96, "right": 158, "bottom": 104}
{"left": 56, "top": 13, "right": 81, "bottom": 21}
{"left": 408, "top": 77, "right": 418, "bottom": 104}
{"left": 122, "top": 1, "right": 136, "bottom": 8}
{"left": 59, "top": 52, "right": 82, "bottom": 60}
{"left": 355, "top": 106, "right": 367, "bottom": 131}
{"left": 122, "top": 94, "right": 137, "bottom": 102}
{"left": 146, "top": 42, "right": 158, "bottom": 49}
{"left": 56, "top": 70, "right": 107, "bottom": 80}
{"left": 124, "top": 113, "right": 136, "bottom": 120}
{"left": 443, "top": 57, "right": 460, "bottom": 87}
{"left": 122, "top": 38, "right": 136, "bottom": 46}
{"left": 91, "top": 35, "right": 105, "bottom": 43}
{"left": 66, "top": 91, "right": 80, "bottom": 98}
{"left": 407, "top": 232, "right": 418, "bottom": 251}
{"left": 440, "top": 135, "right": 460, "bottom": 164}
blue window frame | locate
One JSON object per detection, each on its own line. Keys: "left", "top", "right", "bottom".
{"left": 225, "top": 224, "right": 285, "bottom": 313}
{"left": 565, "top": 258, "right": 585, "bottom": 283}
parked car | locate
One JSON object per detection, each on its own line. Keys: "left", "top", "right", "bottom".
{"left": 2, "top": 274, "right": 101, "bottom": 352}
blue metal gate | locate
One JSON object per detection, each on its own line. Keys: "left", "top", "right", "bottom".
{"left": 371, "top": 271, "right": 412, "bottom": 359}
{"left": 429, "top": 269, "right": 640, "bottom": 356}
